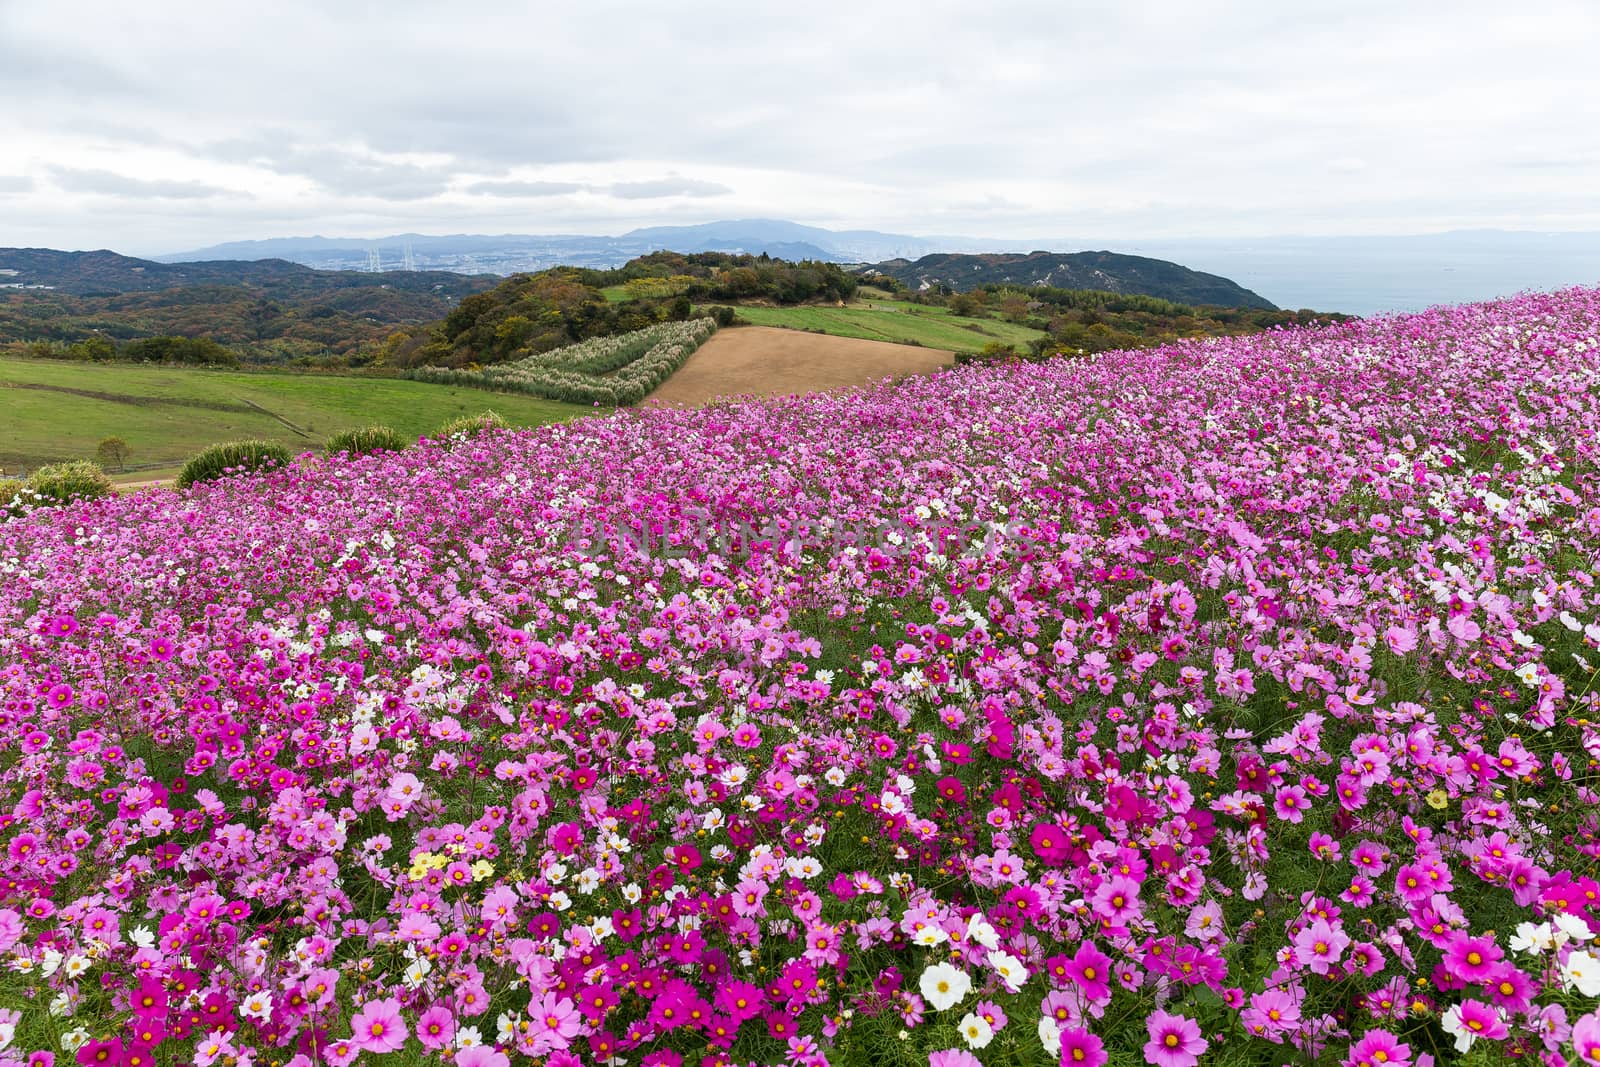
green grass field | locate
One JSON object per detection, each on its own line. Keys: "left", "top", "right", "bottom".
{"left": 721, "top": 302, "right": 1045, "bottom": 352}
{"left": 0, "top": 358, "right": 586, "bottom": 481}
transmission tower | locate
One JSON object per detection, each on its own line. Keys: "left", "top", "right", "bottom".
{"left": 366, "top": 248, "right": 381, "bottom": 272}
{"left": 402, "top": 242, "right": 416, "bottom": 271}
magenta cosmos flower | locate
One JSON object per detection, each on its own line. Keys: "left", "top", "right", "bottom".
{"left": 1059, "top": 1026, "right": 1109, "bottom": 1067}
{"left": 1143, "top": 1009, "right": 1208, "bottom": 1067}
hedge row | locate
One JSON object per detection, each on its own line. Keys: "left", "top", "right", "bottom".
{"left": 402, "top": 318, "right": 716, "bottom": 405}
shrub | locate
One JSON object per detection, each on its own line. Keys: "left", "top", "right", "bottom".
{"left": 325, "top": 425, "right": 407, "bottom": 458}
{"left": 176, "top": 440, "right": 293, "bottom": 490}
{"left": 26, "top": 460, "right": 113, "bottom": 507}
{"left": 0, "top": 477, "right": 36, "bottom": 520}
{"left": 434, "top": 410, "right": 508, "bottom": 440}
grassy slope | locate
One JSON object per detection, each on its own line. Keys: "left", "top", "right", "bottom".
{"left": 0, "top": 358, "right": 585, "bottom": 479}
{"left": 724, "top": 301, "right": 1044, "bottom": 352}
{"left": 602, "top": 282, "right": 1042, "bottom": 351}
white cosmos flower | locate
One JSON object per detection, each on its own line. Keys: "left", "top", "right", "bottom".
{"left": 989, "top": 950, "right": 1028, "bottom": 993}
{"left": 1562, "top": 949, "right": 1600, "bottom": 996}
{"left": 1038, "top": 1017, "right": 1062, "bottom": 1056}
{"left": 919, "top": 962, "right": 972, "bottom": 1011}
{"left": 1554, "top": 912, "right": 1594, "bottom": 943}
{"left": 784, "top": 856, "right": 822, "bottom": 879}
{"left": 966, "top": 914, "right": 1000, "bottom": 950}
{"left": 1510, "top": 921, "right": 1554, "bottom": 954}
{"left": 959, "top": 1012, "right": 994, "bottom": 1049}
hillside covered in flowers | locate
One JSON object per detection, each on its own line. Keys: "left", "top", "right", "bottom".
{"left": 2, "top": 289, "right": 1600, "bottom": 1066}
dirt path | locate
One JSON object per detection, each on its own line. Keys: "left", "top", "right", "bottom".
{"left": 648, "top": 327, "right": 954, "bottom": 406}
{"left": 237, "top": 396, "right": 314, "bottom": 439}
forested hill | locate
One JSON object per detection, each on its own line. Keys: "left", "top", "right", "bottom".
{"left": 865, "top": 250, "right": 1277, "bottom": 309}
{"left": 0, "top": 249, "right": 496, "bottom": 364}
{"left": 0, "top": 248, "right": 491, "bottom": 298}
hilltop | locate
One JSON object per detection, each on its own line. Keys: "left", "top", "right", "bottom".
{"left": 864, "top": 250, "right": 1277, "bottom": 308}
{"left": 0, "top": 247, "right": 489, "bottom": 298}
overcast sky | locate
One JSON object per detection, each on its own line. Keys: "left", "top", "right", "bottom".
{"left": 2, "top": 0, "right": 1598, "bottom": 255}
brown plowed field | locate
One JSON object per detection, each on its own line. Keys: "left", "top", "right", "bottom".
{"left": 646, "top": 327, "right": 954, "bottom": 406}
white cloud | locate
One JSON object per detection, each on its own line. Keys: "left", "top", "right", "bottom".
{"left": 0, "top": 0, "right": 1596, "bottom": 253}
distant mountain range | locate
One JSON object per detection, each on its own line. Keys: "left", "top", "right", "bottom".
{"left": 160, "top": 220, "right": 956, "bottom": 276}
{"left": 866, "top": 251, "right": 1275, "bottom": 309}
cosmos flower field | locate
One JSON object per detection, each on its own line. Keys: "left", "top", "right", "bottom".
{"left": 3, "top": 290, "right": 1600, "bottom": 1067}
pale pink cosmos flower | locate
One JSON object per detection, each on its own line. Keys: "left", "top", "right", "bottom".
{"left": 350, "top": 996, "right": 408, "bottom": 1054}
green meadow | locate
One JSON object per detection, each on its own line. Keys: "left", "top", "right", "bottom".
{"left": 718, "top": 301, "right": 1045, "bottom": 352}
{"left": 0, "top": 357, "right": 585, "bottom": 481}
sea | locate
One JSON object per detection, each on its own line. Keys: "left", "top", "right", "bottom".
{"left": 1114, "top": 231, "right": 1600, "bottom": 317}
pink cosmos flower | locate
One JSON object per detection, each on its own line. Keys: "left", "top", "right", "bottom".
{"left": 1383, "top": 625, "right": 1417, "bottom": 655}
{"left": 1090, "top": 876, "right": 1143, "bottom": 929}
{"left": 1294, "top": 918, "right": 1350, "bottom": 975}
{"left": 456, "top": 1048, "right": 511, "bottom": 1067}
{"left": 1272, "top": 785, "right": 1310, "bottom": 823}
{"left": 1143, "top": 1010, "right": 1207, "bottom": 1067}
{"left": 1346, "top": 1028, "right": 1411, "bottom": 1067}
{"left": 531, "top": 993, "right": 581, "bottom": 1048}
{"left": 928, "top": 1051, "right": 982, "bottom": 1067}
{"left": 350, "top": 996, "right": 407, "bottom": 1054}
{"left": 1242, "top": 988, "right": 1301, "bottom": 1037}
{"left": 1570, "top": 1011, "right": 1600, "bottom": 1065}
{"left": 415, "top": 1005, "right": 455, "bottom": 1050}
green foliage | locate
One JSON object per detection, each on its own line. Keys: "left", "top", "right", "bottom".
{"left": 121, "top": 335, "right": 240, "bottom": 367}
{"left": 434, "top": 410, "right": 509, "bottom": 440}
{"left": 95, "top": 436, "right": 131, "bottom": 472}
{"left": 400, "top": 253, "right": 858, "bottom": 371}
{"left": 175, "top": 440, "right": 293, "bottom": 490}
{"left": 0, "top": 273, "right": 490, "bottom": 366}
{"left": 0, "top": 477, "right": 34, "bottom": 520}
{"left": 25, "top": 460, "right": 113, "bottom": 507}
{"left": 324, "top": 424, "right": 407, "bottom": 458}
